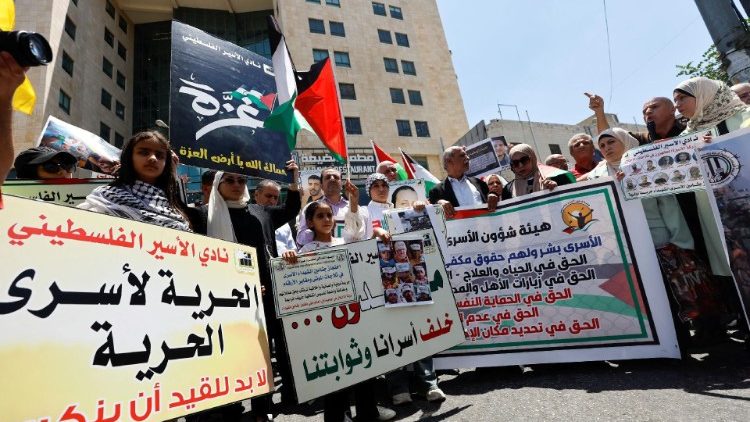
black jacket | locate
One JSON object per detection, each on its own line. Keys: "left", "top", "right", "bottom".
{"left": 428, "top": 176, "right": 489, "bottom": 207}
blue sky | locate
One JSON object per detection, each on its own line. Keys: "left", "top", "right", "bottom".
{"left": 436, "top": 0, "right": 716, "bottom": 127}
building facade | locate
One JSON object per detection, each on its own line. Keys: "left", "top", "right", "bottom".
{"left": 12, "top": 0, "right": 468, "bottom": 179}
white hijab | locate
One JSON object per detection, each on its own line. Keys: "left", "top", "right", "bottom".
{"left": 590, "top": 128, "right": 639, "bottom": 177}
{"left": 207, "top": 171, "right": 251, "bottom": 242}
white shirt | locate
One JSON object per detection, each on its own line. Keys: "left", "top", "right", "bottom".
{"left": 448, "top": 175, "right": 483, "bottom": 206}
{"left": 275, "top": 223, "right": 296, "bottom": 254}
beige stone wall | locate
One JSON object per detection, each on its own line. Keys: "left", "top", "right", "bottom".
{"left": 12, "top": 0, "right": 134, "bottom": 151}
{"left": 278, "top": 0, "right": 467, "bottom": 178}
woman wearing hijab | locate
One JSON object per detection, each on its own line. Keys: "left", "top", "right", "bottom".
{"left": 674, "top": 76, "right": 750, "bottom": 135}
{"left": 502, "top": 143, "right": 574, "bottom": 199}
{"left": 587, "top": 128, "right": 724, "bottom": 347}
{"left": 78, "top": 131, "right": 190, "bottom": 231}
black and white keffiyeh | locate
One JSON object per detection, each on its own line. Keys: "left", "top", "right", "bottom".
{"left": 80, "top": 181, "right": 191, "bottom": 231}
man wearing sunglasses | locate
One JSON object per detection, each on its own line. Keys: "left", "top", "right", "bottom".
{"left": 428, "top": 146, "right": 498, "bottom": 218}
{"left": 13, "top": 146, "right": 77, "bottom": 179}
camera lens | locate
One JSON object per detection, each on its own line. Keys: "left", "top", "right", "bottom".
{"left": 0, "top": 30, "right": 53, "bottom": 67}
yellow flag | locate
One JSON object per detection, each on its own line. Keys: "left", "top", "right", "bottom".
{"left": 1, "top": 0, "right": 36, "bottom": 115}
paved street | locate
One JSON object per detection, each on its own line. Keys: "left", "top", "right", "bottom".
{"left": 274, "top": 340, "right": 750, "bottom": 421}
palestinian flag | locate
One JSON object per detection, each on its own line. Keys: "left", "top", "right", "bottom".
{"left": 539, "top": 164, "right": 576, "bottom": 184}
{"left": 263, "top": 16, "right": 312, "bottom": 150}
{"left": 370, "top": 140, "right": 407, "bottom": 180}
{"left": 295, "top": 58, "right": 347, "bottom": 163}
{"left": 400, "top": 148, "right": 440, "bottom": 192}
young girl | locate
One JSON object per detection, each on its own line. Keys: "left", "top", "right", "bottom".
{"left": 78, "top": 131, "right": 190, "bottom": 231}
{"left": 282, "top": 186, "right": 395, "bottom": 422}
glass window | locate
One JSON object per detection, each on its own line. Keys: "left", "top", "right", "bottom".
{"left": 383, "top": 57, "right": 398, "bottom": 73}
{"left": 345, "top": 117, "right": 362, "bottom": 135}
{"left": 396, "top": 120, "right": 411, "bottom": 136}
{"left": 378, "top": 29, "right": 392, "bottom": 44}
{"left": 313, "top": 49, "right": 329, "bottom": 62}
{"left": 115, "top": 101, "right": 125, "bottom": 119}
{"left": 104, "top": 28, "right": 114, "bottom": 47}
{"left": 101, "top": 89, "right": 112, "bottom": 109}
{"left": 102, "top": 57, "right": 113, "bottom": 77}
{"left": 549, "top": 144, "right": 562, "bottom": 155}
{"left": 326, "top": 0, "right": 341, "bottom": 6}
{"left": 116, "top": 71, "right": 126, "bottom": 89}
{"left": 334, "top": 51, "right": 350, "bottom": 67}
{"left": 395, "top": 32, "right": 409, "bottom": 47}
{"left": 105, "top": 1, "right": 115, "bottom": 18}
{"left": 415, "top": 121, "right": 430, "bottom": 137}
{"left": 389, "top": 5, "right": 403, "bottom": 19}
{"left": 61, "top": 51, "right": 74, "bottom": 76}
{"left": 72, "top": 0, "right": 78, "bottom": 5}
{"left": 114, "top": 132, "right": 125, "bottom": 148}
{"left": 59, "top": 89, "right": 71, "bottom": 114}
{"left": 372, "top": 2, "right": 386, "bottom": 16}
{"left": 339, "top": 83, "right": 356, "bottom": 100}
{"left": 100, "top": 122, "right": 111, "bottom": 142}
{"left": 390, "top": 88, "right": 405, "bottom": 104}
{"left": 64, "top": 16, "right": 76, "bottom": 40}
{"left": 117, "top": 42, "right": 127, "bottom": 60}
{"left": 401, "top": 60, "right": 416, "bottom": 75}
{"left": 309, "top": 18, "right": 325, "bottom": 34}
{"left": 118, "top": 16, "right": 128, "bottom": 33}
{"left": 330, "top": 21, "right": 345, "bottom": 37}
{"left": 307, "top": 0, "right": 320, "bottom": 3}
{"left": 408, "top": 90, "right": 422, "bottom": 105}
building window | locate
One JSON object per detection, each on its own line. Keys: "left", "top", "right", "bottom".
{"left": 372, "top": 2, "right": 386, "bottom": 16}
{"left": 549, "top": 144, "right": 562, "bottom": 155}
{"left": 383, "top": 58, "right": 398, "bottom": 73}
{"left": 339, "top": 83, "right": 356, "bottom": 100}
{"left": 389, "top": 5, "right": 403, "bottom": 19}
{"left": 395, "top": 32, "right": 410, "bottom": 47}
{"left": 329, "top": 21, "right": 345, "bottom": 37}
{"left": 118, "top": 16, "right": 128, "bottom": 33}
{"left": 408, "top": 90, "right": 422, "bottom": 105}
{"left": 116, "top": 71, "right": 126, "bottom": 89}
{"left": 312, "top": 48, "right": 329, "bottom": 62}
{"left": 61, "top": 51, "right": 74, "bottom": 76}
{"left": 59, "top": 89, "right": 71, "bottom": 114}
{"left": 307, "top": 0, "right": 320, "bottom": 3}
{"left": 105, "top": 1, "right": 115, "bottom": 18}
{"left": 100, "top": 122, "right": 111, "bottom": 142}
{"left": 401, "top": 60, "right": 416, "bottom": 75}
{"left": 390, "top": 88, "right": 405, "bottom": 104}
{"left": 115, "top": 101, "right": 125, "bottom": 119}
{"left": 378, "top": 29, "right": 392, "bottom": 44}
{"left": 117, "top": 42, "right": 127, "bottom": 60}
{"left": 309, "top": 18, "right": 325, "bottom": 34}
{"left": 64, "top": 16, "right": 76, "bottom": 40}
{"left": 334, "top": 51, "right": 350, "bottom": 68}
{"left": 396, "top": 120, "right": 411, "bottom": 136}
{"left": 104, "top": 28, "right": 114, "bottom": 47}
{"left": 114, "top": 132, "right": 125, "bottom": 148}
{"left": 345, "top": 117, "right": 362, "bottom": 135}
{"left": 72, "top": 0, "right": 78, "bottom": 5}
{"left": 415, "top": 121, "right": 430, "bottom": 137}
{"left": 326, "top": 0, "right": 341, "bottom": 7}
{"left": 102, "top": 57, "right": 113, "bottom": 77}
{"left": 101, "top": 89, "right": 112, "bottom": 109}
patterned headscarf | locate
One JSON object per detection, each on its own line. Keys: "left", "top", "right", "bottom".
{"left": 366, "top": 172, "right": 389, "bottom": 195}
{"left": 509, "top": 143, "right": 542, "bottom": 197}
{"left": 675, "top": 77, "right": 748, "bottom": 132}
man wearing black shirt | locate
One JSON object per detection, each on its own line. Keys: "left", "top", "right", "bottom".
{"left": 586, "top": 93, "right": 685, "bottom": 144}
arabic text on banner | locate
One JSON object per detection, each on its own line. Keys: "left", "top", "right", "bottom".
{"left": 0, "top": 195, "right": 272, "bottom": 421}
{"left": 170, "top": 21, "right": 292, "bottom": 182}
{"left": 619, "top": 132, "right": 707, "bottom": 200}
{"left": 2, "top": 178, "right": 109, "bottom": 207}
{"left": 431, "top": 181, "right": 679, "bottom": 368}
{"left": 278, "top": 231, "right": 465, "bottom": 402}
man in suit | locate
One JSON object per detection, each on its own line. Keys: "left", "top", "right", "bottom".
{"left": 428, "top": 146, "right": 499, "bottom": 217}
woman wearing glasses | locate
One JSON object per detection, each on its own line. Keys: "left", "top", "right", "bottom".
{"left": 13, "top": 146, "right": 77, "bottom": 179}
{"left": 501, "top": 143, "right": 574, "bottom": 199}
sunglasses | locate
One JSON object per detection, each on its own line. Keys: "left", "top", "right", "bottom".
{"left": 41, "top": 161, "right": 75, "bottom": 173}
{"left": 222, "top": 177, "right": 247, "bottom": 185}
{"left": 510, "top": 156, "right": 530, "bottom": 168}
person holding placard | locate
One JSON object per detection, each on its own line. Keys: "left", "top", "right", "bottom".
{"left": 502, "top": 144, "right": 573, "bottom": 199}
{"left": 429, "top": 146, "right": 497, "bottom": 218}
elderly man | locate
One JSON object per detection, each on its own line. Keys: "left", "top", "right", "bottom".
{"left": 376, "top": 160, "right": 400, "bottom": 182}
{"left": 587, "top": 93, "right": 685, "bottom": 144}
{"left": 296, "top": 167, "right": 361, "bottom": 246}
{"left": 731, "top": 82, "right": 750, "bottom": 105}
{"left": 428, "top": 146, "right": 498, "bottom": 217}
{"left": 567, "top": 133, "right": 598, "bottom": 180}
{"left": 544, "top": 154, "right": 569, "bottom": 171}
{"left": 253, "top": 179, "right": 298, "bottom": 254}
